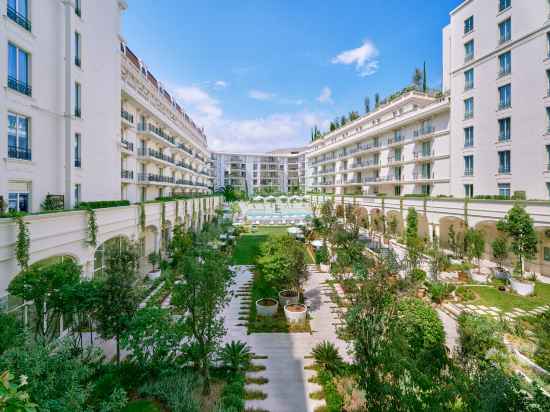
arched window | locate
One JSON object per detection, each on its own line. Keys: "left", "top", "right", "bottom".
{"left": 93, "top": 236, "right": 125, "bottom": 278}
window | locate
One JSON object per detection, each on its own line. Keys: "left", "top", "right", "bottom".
{"left": 394, "top": 147, "right": 402, "bottom": 161}
{"left": 7, "top": 0, "right": 31, "bottom": 31}
{"left": 464, "top": 184, "right": 474, "bottom": 198}
{"left": 74, "top": 82, "right": 81, "bottom": 117}
{"left": 464, "top": 98, "right": 474, "bottom": 119}
{"left": 8, "top": 43, "right": 31, "bottom": 96}
{"left": 498, "top": 51, "right": 511, "bottom": 76}
{"left": 464, "top": 16, "right": 474, "bottom": 34}
{"left": 499, "top": 0, "right": 511, "bottom": 12}
{"left": 547, "top": 107, "right": 550, "bottom": 132}
{"left": 464, "top": 40, "right": 474, "bottom": 62}
{"left": 464, "top": 69, "right": 474, "bottom": 90}
{"left": 547, "top": 33, "right": 550, "bottom": 58}
{"left": 421, "top": 184, "right": 431, "bottom": 196}
{"left": 464, "top": 126, "right": 474, "bottom": 147}
{"left": 75, "top": 0, "right": 81, "bottom": 17}
{"left": 74, "top": 133, "right": 81, "bottom": 167}
{"left": 8, "top": 181, "right": 30, "bottom": 213}
{"left": 498, "top": 118, "right": 511, "bottom": 141}
{"left": 464, "top": 155, "right": 474, "bottom": 176}
{"left": 547, "top": 70, "right": 550, "bottom": 97}
{"left": 498, "top": 84, "right": 511, "bottom": 109}
{"left": 546, "top": 145, "right": 550, "bottom": 171}
{"left": 74, "top": 184, "right": 81, "bottom": 207}
{"left": 499, "top": 18, "right": 511, "bottom": 44}
{"left": 544, "top": 246, "right": 550, "bottom": 262}
{"left": 394, "top": 185, "right": 401, "bottom": 196}
{"left": 498, "top": 183, "right": 511, "bottom": 198}
{"left": 74, "top": 32, "right": 81, "bottom": 67}
{"left": 498, "top": 150, "right": 511, "bottom": 173}
{"left": 8, "top": 113, "right": 30, "bottom": 160}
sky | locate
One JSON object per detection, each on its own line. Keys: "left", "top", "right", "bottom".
{"left": 122, "top": 0, "right": 463, "bottom": 153}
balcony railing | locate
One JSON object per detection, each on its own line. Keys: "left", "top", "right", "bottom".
{"left": 138, "top": 123, "right": 175, "bottom": 145}
{"left": 138, "top": 148, "right": 175, "bottom": 164}
{"left": 75, "top": 56, "right": 81, "bottom": 67}
{"left": 464, "top": 82, "right": 474, "bottom": 91}
{"left": 464, "top": 169, "right": 474, "bottom": 177}
{"left": 464, "top": 112, "right": 473, "bottom": 120}
{"left": 8, "top": 145, "right": 32, "bottom": 161}
{"left": 413, "top": 126, "right": 435, "bottom": 138}
{"left": 498, "top": 68, "right": 511, "bottom": 78}
{"left": 387, "top": 156, "right": 404, "bottom": 164}
{"left": 498, "top": 133, "right": 510, "bottom": 142}
{"left": 498, "top": 167, "right": 511, "bottom": 174}
{"left": 413, "top": 172, "right": 435, "bottom": 180}
{"left": 414, "top": 150, "right": 435, "bottom": 160}
{"left": 498, "top": 102, "right": 511, "bottom": 111}
{"left": 121, "top": 170, "right": 134, "bottom": 180}
{"left": 138, "top": 173, "right": 175, "bottom": 184}
{"left": 7, "top": 5, "right": 31, "bottom": 31}
{"left": 74, "top": 158, "right": 81, "bottom": 168}
{"left": 121, "top": 138, "right": 134, "bottom": 152}
{"left": 74, "top": 107, "right": 81, "bottom": 118}
{"left": 121, "top": 110, "right": 134, "bottom": 124}
{"left": 8, "top": 76, "right": 32, "bottom": 96}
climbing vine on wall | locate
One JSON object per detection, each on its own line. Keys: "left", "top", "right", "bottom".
{"left": 160, "top": 202, "right": 167, "bottom": 250}
{"left": 86, "top": 208, "right": 98, "bottom": 247}
{"left": 139, "top": 202, "right": 146, "bottom": 232}
{"left": 15, "top": 215, "right": 30, "bottom": 270}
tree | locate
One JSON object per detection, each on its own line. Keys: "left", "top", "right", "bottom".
{"left": 364, "top": 96, "right": 371, "bottom": 114}
{"left": 374, "top": 93, "right": 380, "bottom": 108}
{"left": 349, "top": 111, "right": 359, "bottom": 122}
{"left": 412, "top": 67, "right": 423, "bottom": 90}
{"left": 388, "top": 216, "right": 398, "bottom": 237}
{"left": 120, "top": 307, "right": 182, "bottom": 370}
{"left": 8, "top": 260, "right": 81, "bottom": 340}
{"left": 422, "top": 61, "right": 427, "bottom": 92}
{"left": 496, "top": 203, "right": 538, "bottom": 279}
{"left": 457, "top": 313, "right": 505, "bottom": 366}
{"left": 171, "top": 246, "right": 232, "bottom": 395}
{"left": 491, "top": 237, "right": 508, "bottom": 270}
{"left": 465, "top": 228, "right": 485, "bottom": 270}
{"left": 0, "top": 371, "right": 38, "bottom": 412}
{"left": 257, "top": 235, "right": 305, "bottom": 291}
{"left": 405, "top": 208, "right": 418, "bottom": 247}
{"left": 448, "top": 224, "right": 458, "bottom": 257}
{"left": 329, "top": 121, "right": 336, "bottom": 132}
{"left": 95, "top": 238, "right": 140, "bottom": 363}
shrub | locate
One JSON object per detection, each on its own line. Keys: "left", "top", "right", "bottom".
{"left": 219, "top": 340, "right": 252, "bottom": 373}
{"left": 409, "top": 268, "right": 426, "bottom": 283}
{"left": 0, "top": 313, "right": 25, "bottom": 356}
{"left": 139, "top": 370, "right": 199, "bottom": 412}
{"left": 534, "top": 310, "right": 550, "bottom": 370}
{"left": 456, "top": 287, "right": 475, "bottom": 302}
{"left": 427, "top": 282, "right": 455, "bottom": 304}
{"left": 457, "top": 313, "right": 505, "bottom": 363}
{"left": 315, "top": 244, "right": 329, "bottom": 265}
{"left": 78, "top": 200, "right": 130, "bottom": 209}
{"left": 312, "top": 341, "right": 343, "bottom": 375}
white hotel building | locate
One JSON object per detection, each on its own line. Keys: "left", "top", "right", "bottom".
{"left": 212, "top": 148, "right": 306, "bottom": 196}
{"left": 306, "top": 0, "right": 550, "bottom": 200}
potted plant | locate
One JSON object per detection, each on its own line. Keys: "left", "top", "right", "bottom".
{"left": 279, "top": 289, "right": 299, "bottom": 307}
{"left": 147, "top": 251, "right": 161, "bottom": 279}
{"left": 491, "top": 237, "right": 510, "bottom": 281}
{"left": 256, "top": 298, "right": 278, "bottom": 317}
{"left": 284, "top": 303, "right": 307, "bottom": 326}
{"left": 497, "top": 204, "right": 538, "bottom": 296}
{"left": 316, "top": 243, "right": 330, "bottom": 273}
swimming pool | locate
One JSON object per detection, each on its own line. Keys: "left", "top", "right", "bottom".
{"left": 241, "top": 206, "right": 312, "bottom": 224}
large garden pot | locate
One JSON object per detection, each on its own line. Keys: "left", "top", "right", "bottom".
{"left": 470, "top": 271, "right": 489, "bottom": 284}
{"left": 494, "top": 267, "right": 512, "bottom": 282}
{"left": 536, "top": 273, "right": 550, "bottom": 285}
{"left": 284, "top": 304, "right": 307, "bottom": 325}
{"left": 256, "top": 298, "right": 279, "bottom": 317}
{"left": 148, "top": 270, "right": 161, "bottom": 280}
{"left": 510, "top": 279, "right": 535, "bottom": 296}
{"left": 319, "top": 263, "right": 330, "bottom": 273}
{"left": 416, "top": 287, "right": 427, "bottom": 298}
{"left": 279, "top": 290, "right": 299, "bottom": 307}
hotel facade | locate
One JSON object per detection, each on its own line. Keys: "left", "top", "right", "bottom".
{"left": 212, "top": 148, "right": 306, "bottom": 196}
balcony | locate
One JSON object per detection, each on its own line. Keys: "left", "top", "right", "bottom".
{"left": 121, "top": 138, "right": 134, "bottom": 152}
{"left": 138, "top": 173, "right": 175, "bottom": 184}
{"left": 388, "top": 134, "right": 405, "bottom": 146}
{"left": 7, "top": 5, "right": 31, "bottom": 31}
{"left": 387, "top": 156, "right": 404, "bottom": 165}
{"left": 413, "top": 126, "right": 435, "bottom": 139}
{"left": 74, "top": 158, "right": 81, "bottom": 168}
{"left": 177, "top": 144, "right": 193, "bottom": 156}
{"left": 498, "top": 133, "right": 510, "bottom": 142}
{"left": 498, "top": 68, "right": 511, "bottom": 79}
{"left": 414, "top": 150, "right": 435, "bottom": 160}
{"left": 464, "top": 53, "right": 474, "bottom": 63}
{"left": 121, "top": 170, "right": 134, "bottom": 180}
{"left": 498, "top": 102, "right": 511, "bottom": 111}
{"left": 8, "top": 76, "right": 32, "bottom": 97}
{"left": 498, "top": 167, "right": 511, "bottom": 175}
{"left": 138, "top": 148, "right": 175, "bottom": 165}
{"left": 138, "top": 123, "right": 175, "bottom": 145}
{"left": 464, "top": 112, "right": 473, "bottom": 120}
{"left": 121, "top": 110, "right": 134, "bottom": 125}
{"left": 8, "top": 145, "right": 31, "bottom": 161}
{"left": 413, "top": 172, "right": 435, "bottom": 181}
{"left": 464, "top": 82, "right": 474, "bottom": 92}
{"left": 464, "top": 169, "right": 474, "bottom": 177}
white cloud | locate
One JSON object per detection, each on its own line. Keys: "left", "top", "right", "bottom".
{"left": 214, "top": 80, "right": 228, "bottom": 88}
{"left": 173, "top": 86, "right": 222, "bottom": 118}
{"left": 317, "top": 86, "right": 333, "bottom": 104}
{"left": 248, "top": 89, "right": 276, "bottom": 101}
{"left": 331, "top": 40, "right": 379, "bottom": 77}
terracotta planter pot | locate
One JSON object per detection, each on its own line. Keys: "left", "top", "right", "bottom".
{"left": 284, "top": 304, "right": 307, "bottom": 325}
{"left": 416, "top": 287, "right": 427, "bottom": 298}
{"left": 279, "top": 290, "right": 299, "bottom": 307}
{"left": 510, "top": 279, "right": 535, "bottom": 296}
{"left": 256, "top": 298, "right": 279, "bottom": 317}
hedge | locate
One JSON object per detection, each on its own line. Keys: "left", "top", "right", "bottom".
{"left": 78, "top": 200, "right": 130, "bottom": 209}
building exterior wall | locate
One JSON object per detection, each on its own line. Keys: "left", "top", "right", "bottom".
{"left": 0, "top": 0, "right": 125, "bottom": 212}
{"left": 447, "top": 0, "right": 550, "bottom": 199}
{"left": 306, "top": 92, "right": 451, "bottom": 197}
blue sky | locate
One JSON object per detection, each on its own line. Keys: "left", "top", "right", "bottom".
{"left": 123, "top": 0, "right": 463, "bottom": 152}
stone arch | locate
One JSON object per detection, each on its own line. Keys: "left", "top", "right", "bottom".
{"left": 29, "top": 254, "right": 78, "bottom": 269}
{"left": 418, "top": 213, "right": 429, "bottom": 241}
{"left": 439, "top": 216, "right": 467, "bottom": 251}
{"left": 93, "top": 235, "right": 130, "bottom": 278}
{"left": 530, "top": 227, "right": 550, "bottom": 276}
{"left": 386, "top": 210, "right": 404, "bottom": 237}
{"left": 162, "top": 220, "right": 172, "bottom": 250}
{"left": 369, "top": 208, "right": 383, "bottom": 232}
{"left": 144, "top": 225, "right": 159, "bottom": 256}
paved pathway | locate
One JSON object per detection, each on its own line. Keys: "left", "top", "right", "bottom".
{"left": 442, "top": 302, "right": 550, "bottom": 322}
{"left": 224, "top": 265, "right": 348, "bottom": 412}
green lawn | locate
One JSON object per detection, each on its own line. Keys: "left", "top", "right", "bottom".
{"left": 232, "top": 226, "right": 305, "bottom": 265}
{"left": 461, "top": 282, "right": 550, "bottom": 312}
